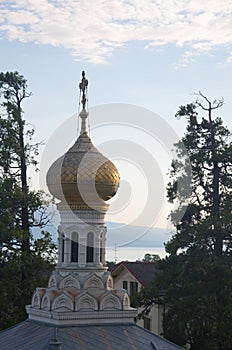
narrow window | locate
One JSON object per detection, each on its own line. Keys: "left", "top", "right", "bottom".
{"left": 71, "top": 232, "right": 79, "bottom": 262}
{"left": 61, "top": 234, "right": 65, "bottom": 262}
{"left": 86, "top": 232, "right": 94, "bottom": 263}
{"left": 123, "top": 281, "right": 128, "bottom": 290}
{"left": 100, "top": 233, "right": 103, "bottom": 263}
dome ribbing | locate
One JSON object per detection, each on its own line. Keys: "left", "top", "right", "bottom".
{"left": 46, "top": 131, "right": 120, "bottom": 209}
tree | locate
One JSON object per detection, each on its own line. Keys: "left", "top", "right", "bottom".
{"left": 138, "top": 92, "right": 232, "bottom": 349}
{"left": 142, "top": 253, "right": 161, "bottom": 262}
{"left": 0, "top": 71, "right": 39, "bottom": 254}
{"left": 167, "top": 92, "right": 232, "bottom": 257}
{"left": 0, "top": 72, "right": 56, "bottom": 330}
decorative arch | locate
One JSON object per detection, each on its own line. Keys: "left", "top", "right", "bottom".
{"left": 107, "top": 276, "right": 113, "bottom": 290}
{"left": 48, "top": 274, "right": 57, "bottom": 288}
{"left": 52, "top": 293, "right": 73, "bottom": 311}
{"left": 84, "top": 274, "right": 104, "bottom": 290}
{"left": 99, "top": 293, "right": 122, "bottom": 311}
{"left": 123, "top": 294, "right": 130, "bottom": 309}
{"left": 75, "top": 293, "right": 98, "bottom": 311}
{"left": 41, "top": 293, "right": 51, "bottom": 311}
{"left": 31, "top": 292, "right": 40, "bottom": 309}
{"left": 59, "top": 274, "right": 80, "bottom": 289}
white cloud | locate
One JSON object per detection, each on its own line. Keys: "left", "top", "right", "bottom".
{"left": 0, "top": 0, "right": 232, "bottom": 63}
{"left": 227, "top": 51, "right": 232, "bottom": 63}
{"left": 174, "top": 50, "right": 201, "bottom": 69}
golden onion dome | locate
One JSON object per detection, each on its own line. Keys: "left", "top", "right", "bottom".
{"left": 46, "top": 130, "right": 120, "bottom": 209}
{"left": 46, "top": 72, "right": 120, "bottom": 210}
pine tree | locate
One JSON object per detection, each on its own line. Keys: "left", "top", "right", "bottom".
{"left": 138, "top": 93, "right": 232, "bottom": 349}
{"left": 0, "top": 71, "right": 56, "bottom": 329}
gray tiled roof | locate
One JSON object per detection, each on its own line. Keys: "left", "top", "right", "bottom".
{"left": 0, "top": 320, "right": 183, "bottom": 350}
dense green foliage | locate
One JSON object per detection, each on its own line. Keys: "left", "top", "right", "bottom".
{"left": 138, "top": 93, "right": 232, "bottom": 349}
{"left": 0, "top": 72, "right": 56, "bottom": 330}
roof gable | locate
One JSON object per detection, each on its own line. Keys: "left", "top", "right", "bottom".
{"left": 111, "top": 261, "right": 157, "bottom": 287}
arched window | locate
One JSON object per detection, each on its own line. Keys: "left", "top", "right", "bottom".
{"left": 100, "top": 233, "right": 103, "bottom": 263}
{"left": 61, "top": 234, "right": 65, "bottom": 263}
{"left": 71, "top": 232, "right": 79, "bottom": 262}
{"left": 86, "top": 232, "right": 94, "bottom": 263}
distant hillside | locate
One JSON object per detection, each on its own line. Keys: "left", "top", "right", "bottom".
{"left": 32, "top": 222, "right": 174, "bottom": 249}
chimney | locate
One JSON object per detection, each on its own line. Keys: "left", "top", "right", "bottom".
{"left": 48, "top": 328, "right": 62, "bottom": 350}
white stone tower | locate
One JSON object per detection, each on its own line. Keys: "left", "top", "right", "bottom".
{"left": 26, "top": 71, "right": 137, "bottom": 325}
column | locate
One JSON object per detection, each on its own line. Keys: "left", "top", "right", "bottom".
{"left": 79, "top": 235, "right": 86, "bottom": 267}
{"left": 101, "top": 227, "right": 107, "bottom": 266}
{"left": 57, "top": 229, "right": 63, "bottom": 265}
{"left": 95, "top": 231, "right": 101, "bottom": 266}
{"left": 63, "top": 237, "right": 69, "bottom": 265}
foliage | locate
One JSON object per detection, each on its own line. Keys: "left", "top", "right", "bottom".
{"left": 138, "top": 92, "right": 232, "bottom": 349}
{"left": 142, "top": 253, "right": 161, "bottom": 262}
{"left": 167, "top": 93, "right": 232, "bottom": 257}
{"left": 0, "top": 241, "right": 55, "bottom": 329}
{"left": 0, "top": 71, "right": 57, "bottom": 330}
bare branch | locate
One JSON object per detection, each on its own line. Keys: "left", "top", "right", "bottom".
{"left": 194, "top": 91, "right": 224, "bottom": 112}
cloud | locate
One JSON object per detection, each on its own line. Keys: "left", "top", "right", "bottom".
{"left": 227, "top": 51, "right": 232, "bottom": 63}
{"left": 0, "top": 0, "right": 232, "bottom": 63}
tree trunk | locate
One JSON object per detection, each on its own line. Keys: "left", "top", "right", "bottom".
{"left": 16, "top": 99, "right": 30, "bottom": 255}
{"left": 208, "top": 106, "right": 222, "bottom": 257}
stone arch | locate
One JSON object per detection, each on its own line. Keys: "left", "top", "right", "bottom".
{"left": 62, "top": 225, "right": 80, "bottom": 236}
{"left": 41, "top": 293, "right": 51, "bottom": 311}
{"left": 75, "top": 293, "right": 98, "bottom": 311}
{"left": 48, "top": 274, "right": 57, "bottom": 288}
{"left": 52, "top": 293, "right": 73, "bottom": 311}
{"left": 99, "top": 293, "right": 122, "bottom": 311}
{"left": 107, "top": 276, "right": 113, "bottom": 290}
{"left": 59, "top": 274, "right": 80, "bottom": 289}
{"left": 123, "top": 294, "right": 130, "bottom": 309}
{"left": 31, "top": 292, "right": 40, "bottom": 309}
{"left": 84, "top": 274, "right": 104, "bottom": 290}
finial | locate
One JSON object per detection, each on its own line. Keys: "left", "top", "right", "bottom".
{"left": 79, "top": 70, "right": 88, "bottom": 110}
{"left": 79, "top": 71, "right": 89, "bottom": 134}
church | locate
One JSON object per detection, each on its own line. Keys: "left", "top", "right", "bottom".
{"left": 0, "top": 72, "right": 182, "bottom": 350}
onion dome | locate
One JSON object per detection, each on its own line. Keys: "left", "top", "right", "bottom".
{"left": 46, "top": 126, "right": 120, "bottom": 209}
{"left": 46, "top": 72, "right": 120, "bottom": 210}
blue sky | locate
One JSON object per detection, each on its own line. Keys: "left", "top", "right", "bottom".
{"left": 0, "top": 0, "right": 232, "bottom": 231}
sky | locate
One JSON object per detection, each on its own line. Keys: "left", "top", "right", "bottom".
{"left": 0, "top": 0, "right": 232, "bottom": 247}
